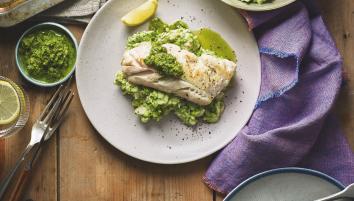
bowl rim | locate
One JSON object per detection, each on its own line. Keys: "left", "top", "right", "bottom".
{"left": 221, "top": 0, "right": 297, "bottom": 11}
{"left": 223, "top": 167, "right": 345, "bottom": 201}
{"left": 15, "top": 22, "right": 78, "bottom": 87}
{"left": 0, "top": 76, "right": 30, "bottom": 138}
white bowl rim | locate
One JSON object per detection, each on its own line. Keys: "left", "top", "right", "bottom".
{"left": 221, "top": 0, "right": 297, "bottom": 12}
{"left": 223, "top": 167, "right": 345, "bottom": 201}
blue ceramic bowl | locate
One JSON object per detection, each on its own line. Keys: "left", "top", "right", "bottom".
{"left": 224, "top": 167, "right": 344, "bottom": 201}
{"left": 15, "top": 22, "right": 78, "bottom": 87}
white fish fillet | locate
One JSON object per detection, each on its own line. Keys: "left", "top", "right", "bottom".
{"left": 121, "top": 42, "right": 236, "bottom": 105}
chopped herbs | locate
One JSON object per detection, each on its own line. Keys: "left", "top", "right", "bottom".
{"left": 144, "top": 46, "right": 183, "bottom": 78}
{"left": 203, "top": 98, "right": 225, "bottom": 123}
{"left": 175, "top": 102, "right": 205, "bottom": 126}
{"left": 18, "top": 28, "right": 76, "bottom": 83}
{"left": 128, "top": 17, "right": 201, "bottom": 54}
{"left": 126, "top": 31, "right": 156, "bottom": 49}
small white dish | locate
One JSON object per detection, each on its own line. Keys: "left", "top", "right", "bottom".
{"left": 76, "top": 0, "right": 261, "bottom": 164}
{"left": 224, "top": 168, "right": 348, "bottom": 201}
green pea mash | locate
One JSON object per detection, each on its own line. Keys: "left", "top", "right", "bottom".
{"left": 115, "top": 72, "right": 224, "bottom": 126}
{"left": 116, "top": 18, "right": 231, "bottom": 126}
{"left": 18, "top": 28, "right": 76, "bottom": 83}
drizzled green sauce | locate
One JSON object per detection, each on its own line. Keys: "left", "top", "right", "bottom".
{"left": 195, "top": 28, "right": 237, "bottom": 62}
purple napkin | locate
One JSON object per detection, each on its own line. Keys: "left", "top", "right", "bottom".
{"left": 203, "top": 0, "right": 354, "bottom": 194}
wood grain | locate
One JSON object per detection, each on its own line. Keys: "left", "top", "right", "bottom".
{"left": 8, "top": 167, "right": 30, "bottom": 201}
{"left": 0, "top": 139, "right": 4, "bottom": 179}
{"left": 0, "top": 22, "right": 58, "bottom": 201}
{"left": 0, "top": 1, "right": 354, "bottom": 201}
{"left": 52, "top": 25, "right": 215, "bottom": 201}
{"left": 318, "top": 0, "right": 354, "bottom": 149}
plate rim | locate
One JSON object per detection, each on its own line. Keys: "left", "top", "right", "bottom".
{"left": 221, "top": 0, "right": 297, "bottom": 11}
{"left": 76, "top": 0, "right": 262, "bottom": 164}
{"left": 223, "top": 167, "right": 345, "bottom": 201}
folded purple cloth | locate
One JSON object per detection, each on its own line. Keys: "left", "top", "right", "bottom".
{"left": 203, "top": 0, "right": 354, "bottom": 195}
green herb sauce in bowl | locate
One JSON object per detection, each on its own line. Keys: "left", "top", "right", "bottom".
{"left": 16, "top": 22, "right": 77, "bottom": 87}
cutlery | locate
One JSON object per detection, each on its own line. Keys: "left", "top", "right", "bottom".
{"left": 0, "top": 80, "right": 74, "bottom": 201}
{"left": 314, "top": 183, "right": 354, "bottom": 201}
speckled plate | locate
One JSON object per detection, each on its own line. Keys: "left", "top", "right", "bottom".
{"left": 224, "top": 168, "right": 348, "bottom": 201}
{"left": 221, "top": 0, "right": 296, "bottom": 11}
{"left": 76, "top": 0, "right": 261, "bottom": 164}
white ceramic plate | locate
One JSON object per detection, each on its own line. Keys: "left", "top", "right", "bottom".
{"left": 224, "top": 168, "right": 347, "bottom": 201}
{"left": 222, "top": 0, "right": 296, "bottom": 11}
{"left": 76, "top": 0, "right": 261, "bottom": 164}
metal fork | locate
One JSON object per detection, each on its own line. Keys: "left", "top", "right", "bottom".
{"left": 0, "top": 81, "right": 74, "bottom": 201}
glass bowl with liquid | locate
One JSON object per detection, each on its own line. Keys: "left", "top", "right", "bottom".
{"left": 0, "top": 76, "right": 30, "bottom": 138}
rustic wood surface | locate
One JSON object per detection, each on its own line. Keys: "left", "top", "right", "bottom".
{"left": 320, "top": 0, "right": 354, "bottom": 149}
{"left": 0, "top": 0, "right": 353, "bottom": 200}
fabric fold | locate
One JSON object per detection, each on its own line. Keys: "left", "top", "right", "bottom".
{"left": 204, "top": 0, "right": 354, "bottom": 195}
{"left": 36, "top": 0, "right": 108, "bottom": 23}
{"left": 255, "top": 3, "right": 311, "bottom": 106}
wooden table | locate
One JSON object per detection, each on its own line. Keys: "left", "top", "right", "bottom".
{"left": 0, "top": 1, "right": 353, "bottom": 200}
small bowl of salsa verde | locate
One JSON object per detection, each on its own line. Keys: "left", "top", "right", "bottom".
{"left": 16, "top": 22, "right": 77, "bottom": 87}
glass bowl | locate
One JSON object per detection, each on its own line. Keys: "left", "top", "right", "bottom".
{"left": 0, "top": 76, "right": 30, "bottom": 138}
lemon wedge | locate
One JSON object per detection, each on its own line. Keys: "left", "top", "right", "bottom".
{"left": 121, "top": 0, "right": 158, "bottom": 26}
{"left": 0, "top": 80, "right": 20, "bottom": 125}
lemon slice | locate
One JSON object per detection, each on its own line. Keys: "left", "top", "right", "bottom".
{"left": 121, "top": 0, "right": 158, "bottom": 26}
{"left": 0, "top": 80, "right": 20, "bottom": 125}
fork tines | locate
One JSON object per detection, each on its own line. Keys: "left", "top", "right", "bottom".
{"left": 38, "top": 78, "right": 74, "bottom": 125}
{"left": 51, "top": 88, "right": 74, "bottom": 130}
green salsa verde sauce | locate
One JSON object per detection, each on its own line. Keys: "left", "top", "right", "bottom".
{"left": 18, "top": 28, "right": 76, "bottom": 83}
{"left": 195, "top": 28, "right": 237, "bottom": 62}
